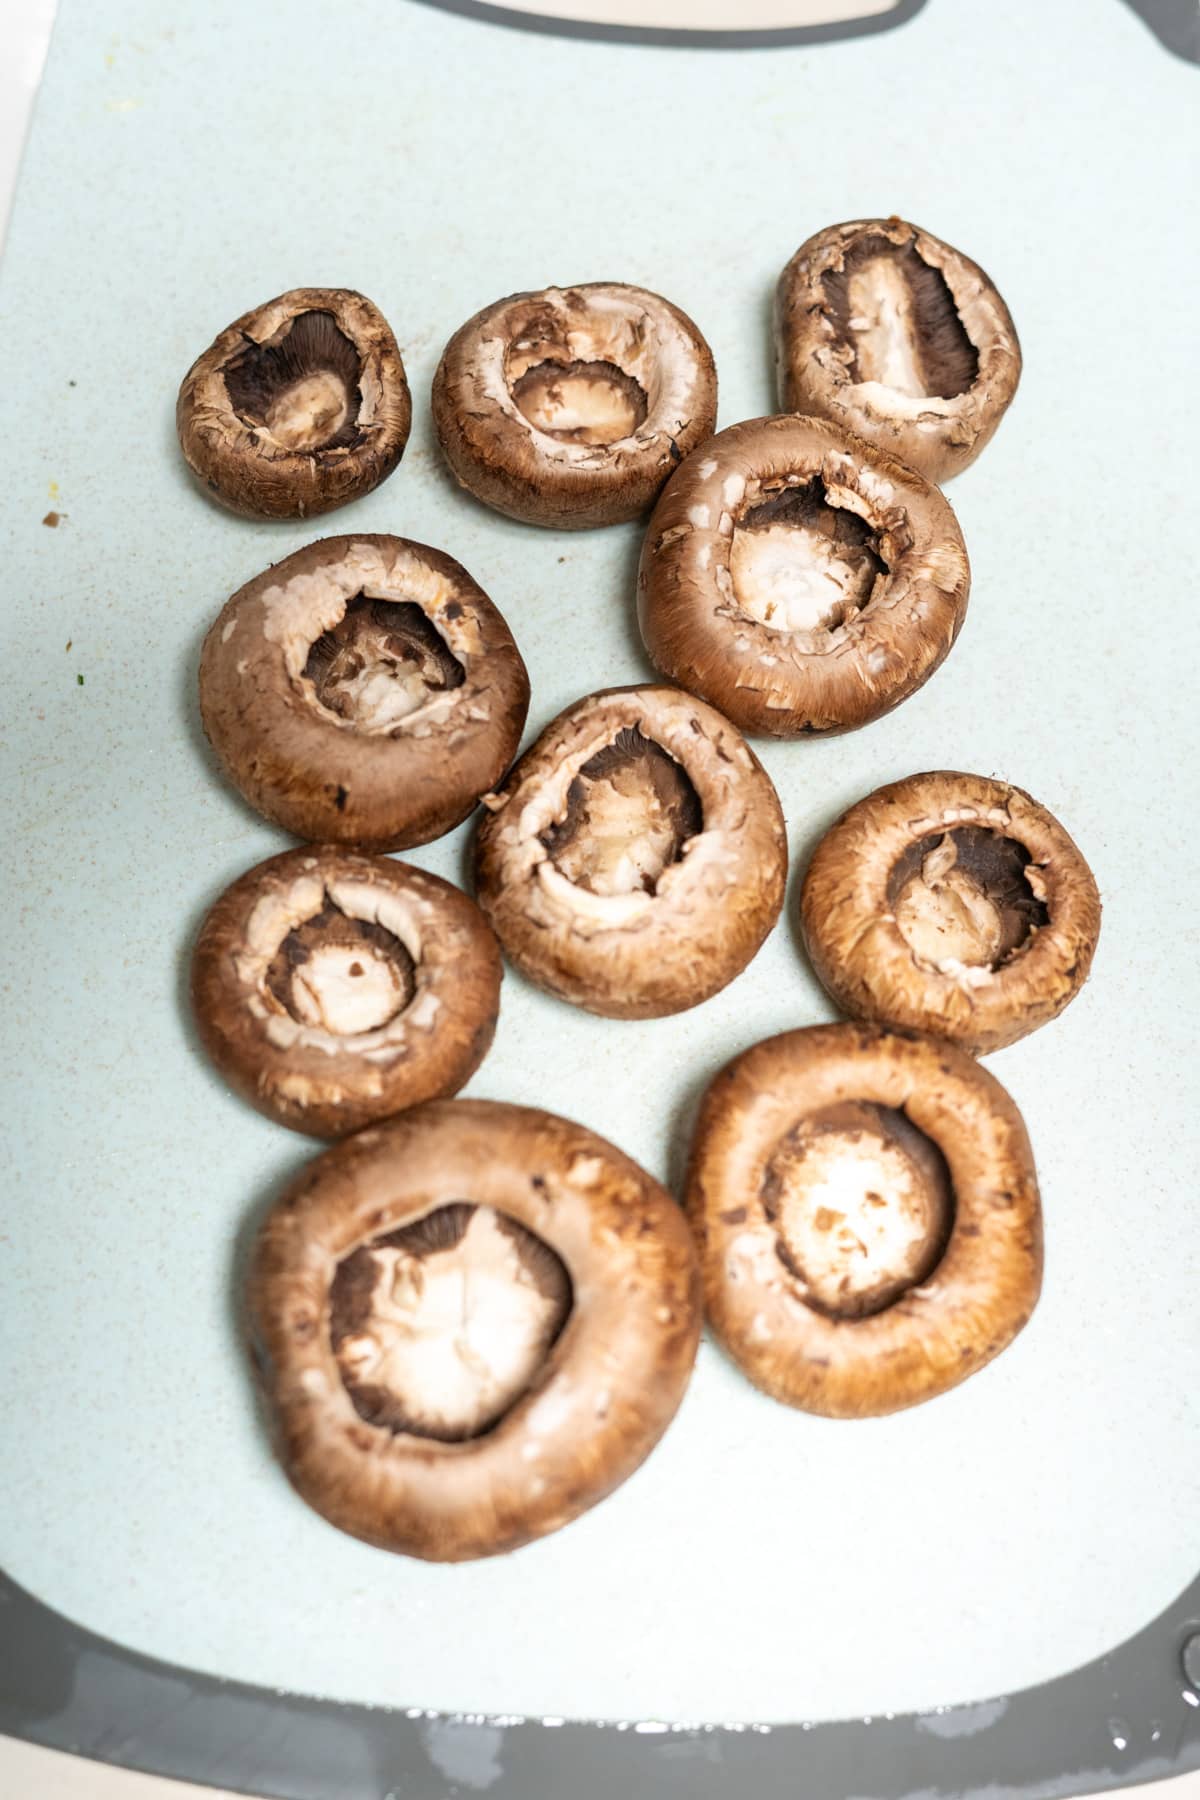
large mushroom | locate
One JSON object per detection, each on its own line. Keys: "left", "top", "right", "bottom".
{"left": 432, "top": 283, "right": 717, "bottom": 528}
{"left": 249, "top": 1099, "right": 702, "bottom": 1560}
{"left": 800, "top": 770, "right": 1102, "bottom": 1054}
{"left": 177, "top": 288, "right": 411, "bottom": 518}
{"left": 199, "top": 534, "right": 529, "bottom": 851}
{"left": 191, "top": 847, "right": 502, "bottom": 1138}
{"left": 775, "top": 217, "right": 1021, "bottom": 484}
{"left": 686, "top": 1023, "right": 1042, "bottom": 1417}
{"left": 638, "top": 415, "right": 970, "bottom": 737}
{"left": 474, "top": 685, "right": 787, "bottom": 1018}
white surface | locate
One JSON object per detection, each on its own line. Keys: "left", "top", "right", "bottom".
{"left": 0, "top": 0, "right": 55, "bottom": 247}
{"left": 1, "top": 0, "right": 1198, "bottom": 1734}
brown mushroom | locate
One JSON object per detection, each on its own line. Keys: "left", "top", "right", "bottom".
{"left": 686, "top": 1023, "right": 1042, "bottom": 1417}
{"left": 177, "top": 289, "right": 411, "bottom": 519}
{"left": 475, "top": 685, "right": 786, "bottom": 1018}
{"left": 638, "top": 414, "right": 969, "bottom": 737}
{"left": 775, "top": 218, "right": 1021, "bottom": 484}
{"left": 191, "top": 847, "right": 502, "bottom": 1137}
{"left": 800, "top": 770, "right": 1102, "bottom": 1055}
{"left": 432, "top": 283, "right": 717, "bottom": 528}
{"left": 248, "top": 1099, "right": 701, "bottom": 1559}
{"left": 199, "top": 534, "right": 530, "bottom": 851}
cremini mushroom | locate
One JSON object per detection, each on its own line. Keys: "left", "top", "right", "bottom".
{"left": 775, "top": 217, "right": 1021, "bottom": 484}
{"left": 177, "top": 288, "right": 411, "bottom": 518}
{"left": 249, "top": 1099, "right": 702, "bottom": 1559}
{"left": 432, "top": 283, "right": 717, "bottom": 528}
{"left": 191, "top": 847, "right": 502, "bottom": 1137}
{"left": 800, "top": 770, "right": 1102, "bottom": 1054}
{"left": 199, "top": 534, "right": 529, "bottom": 851}
{"left": 638, "top": 414, "right": 969, "bottom": 737}
{"left": 686, "top": 1023, "right": 1042, "bottom": 1417}
{"left": 474, "top": 685, "right": 786, "bottom": 1018}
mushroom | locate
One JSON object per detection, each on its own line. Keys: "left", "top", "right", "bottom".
{"left": 474, "top": 685, "right": 786, "bottom": 1018}
{"left": 177, "top": 288, "right": 411, "bottom": 518}
{"left": 775, "top": 218, "right": 1021, "bottom": 484}
{"left": 638, "top": 414, "right": 969, "bottom": 737}
{"left": 199, "top": 534, "right": 530, "bottom": 851}
{"left": 191, "top": 847, "right": 502, "bottom": 1137}
{"left": 686, "top": 1022, "right": 1042, "bottom": 1417}
{"left": 432, "top": 283, "right": 717, "bottom": 528}
{"left": 248, "top": 1099, "right": 701, "bottom": 1559}
{"left": 800, "top": 770, "right": 1102, "bottom": 1054}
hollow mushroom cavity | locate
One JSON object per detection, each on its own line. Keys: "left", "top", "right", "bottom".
{"left": 199, "top": 534, "right": 529, "bottom": 851}
{"left": 432, "top": 283, "right": 718, "bottom": 528}
{"left": 191, "top": 846, "right": 503, "bottom": 1137}
{"left": 475, "top": 685, "right": 787, "bottom": 1019}
{"left": 177, "top": 288, "right": 412, "bottom": 518}
{"left": 248, "top": 1099, "right": 702, "bottom": 1559}
{"left": 800, "top": 770, "right": 1101, "bottom": 1054}
{"left": 887, "top": 826, "right": 1048, "bottom": 974}
{"left": 686, "top": 1023, "right": 1042, "bottom": 1417}
{"left": 267, "top": 902, "right": 416, "bottom": 1037}
{"left": 224, "top": 310, "right": 363, "bottom": 453}
{"left": 509, "top": 356, "right": 649, "bottom": 447}
{"left": 539, "top": 725, "right": 702, "bottom": 898}
{"left": 303, "top": 595, "right": 466, "bottom": 733}
{"left": 727, "top": 477, "right": 887, "bottom": 636}
{"left": 638, "top": 414, "right": 970, "bottom": 738}
{"left": 330, "top": 1203, "right": 571, "bottom": 1442}
{"left": 775, "top": 218, "right": 1022, "bottom": 484}
{"left": 763, "top": 1101, "right": 953, "bottom": 1320}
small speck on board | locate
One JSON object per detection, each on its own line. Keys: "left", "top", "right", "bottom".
{"left": 42, "top": 511, "right": 61, "bottom": 528}
{"left": 77, "top": 673, "right": 85, "bottom": 687}
{"left": 65, "top": 639, "right": 72, "bottom": 652}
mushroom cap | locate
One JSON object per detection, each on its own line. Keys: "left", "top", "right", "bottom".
{"left": 474, "top": 684, "right": 787, "bottom": 1018}
{"left": 199, "top": 534, "right": 530, "bottom": 851}
{"left": 248, "top": 1099, "right": 702, "bottom": 1560}
{"left": 432, "top": 283, "right": 717, "bottom": 529}
{"left": 800, "top": 770, "right": 1102, "bottom": 1054}
{"left": 775, "top": 218, "right": 1021, "bottom": 484}
{"left": 191, "top": 846, "right": 503, "bottom": 1138}
{"left": 177, "top": 288, "right": 412, "bottom": 519}
{"left": 638, "top": 415, "right": 969, "bottom": 738}
{"left": 686, "top": 1023, "right": 1042, "bottom": 1417}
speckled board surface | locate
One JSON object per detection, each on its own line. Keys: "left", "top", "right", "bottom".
{"left": 1, "top": 0, "right": 1197, "bottom": 1731}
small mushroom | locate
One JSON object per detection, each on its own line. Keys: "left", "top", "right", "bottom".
{"left": 802, "top": 770, "right": 1101, "bottom": 1051}
{"left": 191, "top": 847, "right": 502, "bottom": 1137}
{"left": 432, "top": 283, "right": 717, "bottom": 528}
{"left": 686, "top": 1023, "right": 1042, "bottom": 1417}
{"left": 249, "top": 1099, "right": 701, "bottom": 1559}
{"left": 638, "top": 414, "right": 969, "bottom": 737}
{"left": 199, "top": 534, "right": 530, "bottom": 851}
{"left": 177, "top": 288, "right": 411, "bottom": 518}
{"left": 775, "top": 218, "right": 1021, "bottom": 484}
{"left": 475, "top": 685, "right": 787, "bottom": 1018}
{"left": 800, "top": 770, "right": 1102, "bottom": 1055}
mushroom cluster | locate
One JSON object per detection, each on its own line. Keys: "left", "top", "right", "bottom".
{"left": 174, "top": 222, "right": 1101, "bottom": 1559}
